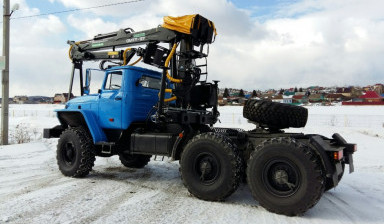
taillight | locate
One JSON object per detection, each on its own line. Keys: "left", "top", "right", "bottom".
{"left": 353, "top": 144, "right": 357, "bottom": 152}
{"left": 333, "top": 151, "right": 343, "bottom": 160}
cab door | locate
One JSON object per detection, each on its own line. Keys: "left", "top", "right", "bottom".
{"left": 98, "top": 70, "right": 123, "bottom": 129}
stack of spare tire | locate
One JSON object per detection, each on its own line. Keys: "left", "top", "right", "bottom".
{"left": 243, "top": 100, "right": 308, "bottom": 130}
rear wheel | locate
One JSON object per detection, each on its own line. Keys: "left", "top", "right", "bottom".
{"left": 57, "top": 127, "right": 96, "bottom": 177}
{"left": 118, "top": 153, "right": 151, "bottom": 168}
{"left": 180, "top": 132, "right": 242, "bottom": 201}
{"left": 247, "top": 138, "right": 324, "bottom": 216}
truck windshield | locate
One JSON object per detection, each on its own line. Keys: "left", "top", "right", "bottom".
{"left": 86, "top": 69, "right": 105, "bottom": 94}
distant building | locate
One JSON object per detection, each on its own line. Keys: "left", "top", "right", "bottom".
{"left": 283, "top": 95, "right": 293, "bottom": 104}
{"left": 373, "top": 84, "right": 384, "bottom": 95}
{"left": 13, "top": 95, "right": 28, "bottom": 104}
{"left": 284, "top": 91, "right": 295, "bottom": 97}
{"left": 359, "top": 91, "right": 383, "bottom": 102}
{"left": 54, "top": 93, "right": 74, "bottom": 104}
{"left": 308, "top": 94, "right": 324, "bottom": 103}
{"left": 292, "top": 95, "right": 308, "bottom": 104}
{"left": 218, "top": 96, "right": 228, "bottom": 106}
{"left": 326, "top": 93, "right": 344, "bottom": 102}
{"left": 271, "top": 94, "right": 283, "bottom": 103}
{"left": 337, "top": 87, "right": 353, "bottom": 97}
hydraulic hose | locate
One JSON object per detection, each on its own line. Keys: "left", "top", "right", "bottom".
{"left": 123, "top": 48, "right": 142, "bottom": 66}
{"left": 68, "top": 42, "right": 80, "bottom": 61}
{"left": 163, "top": 96, "right": 177, "bottom": 103}
{"left": 129, "top": 56, "right": 142, "bottom": 66}
{"left": 123, "top": 48, "right": 132, "bottom": 65}
{"left": 162, "top": 43, "right": 182, "bottom": 103}
{"left": 165, "top": 43, "right": 182, "bottom": 83}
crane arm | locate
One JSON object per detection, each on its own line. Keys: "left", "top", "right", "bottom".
{"left": 68, "top": 27, "right": 178, "bottom": 62}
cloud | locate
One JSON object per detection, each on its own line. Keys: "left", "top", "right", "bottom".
{"left": 3, "top": 0, "right": 384, "bottom": 97}
{"left": 62, "top": 0, "right": 384, "bottom": 91}
{"left": 67, "top": 15, "right": 119, "bottom": 39}
{"left": 3, "top": 0, "right": 69, "bottom": 97}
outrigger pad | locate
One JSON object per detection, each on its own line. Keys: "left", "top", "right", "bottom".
{"left": 162, "top": 14, "right": 217, "bottom": 45}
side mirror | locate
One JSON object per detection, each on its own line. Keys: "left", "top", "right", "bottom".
{"left": 83, "top": 69, "right": 91, "bottom": 95}
{"left": 98, "top": 89, "right": 102, "bottom": 94}
{"left": 136, "top": 78, "right": 143, "bottom": 87}
{"left": 83, "top": 88, "right": 90, "bottom": 95}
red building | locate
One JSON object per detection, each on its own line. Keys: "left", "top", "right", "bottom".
{"left": 359, "top": 91, "right": 383, "bottom": 103}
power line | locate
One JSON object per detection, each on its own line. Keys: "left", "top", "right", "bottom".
{"left": 10, "top": 0, "right": 145, "bottom": 20}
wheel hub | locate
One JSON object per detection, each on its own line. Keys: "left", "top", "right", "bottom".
{"left": 273, "top": 170, "right": 289, "bottom": 185}
{"left": 194, "top": 152, "right": 220, "bottom": 185}
{"left": 200, "top": 160, "right": 212, "bottom": 174}
{"left": 262, "top": 159, "right": 301, "bottom": 197}
{"left": 63, "top": 142, "right": 75, "bottom": 165}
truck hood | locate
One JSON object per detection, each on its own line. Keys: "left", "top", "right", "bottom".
{"left": 65, "top": 95, "right": 99, "bottom": 110}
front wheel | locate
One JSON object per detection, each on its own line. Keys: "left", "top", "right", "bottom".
{"left": 180, "top": 132, "right": 242, "bottom": 201}
{"left": 247, "top": 138, "right": 324, "bottom": 216}
{"left": 57, "top": 127, "right": 96, "bottom": 177}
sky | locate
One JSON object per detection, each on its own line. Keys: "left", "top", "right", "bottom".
{"left": 1, "top": 0, "right": 384, "bottom": 97}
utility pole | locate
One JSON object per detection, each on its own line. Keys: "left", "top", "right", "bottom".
{"left": 2, "top": 0, "right": 10, "bottom": 145}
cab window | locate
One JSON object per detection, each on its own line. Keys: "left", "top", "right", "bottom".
{"left": 105, "top": 71, "right": 122, "bottom": 90}
{"left": 139, "top": 75, "right": 161, "bottom": 89}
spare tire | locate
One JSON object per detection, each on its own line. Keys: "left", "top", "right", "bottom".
{"left": 243, "top": 100, "right": 308, "bottom": 129}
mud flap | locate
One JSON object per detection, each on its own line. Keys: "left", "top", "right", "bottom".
{"left": 348, "top": 154, "right": 354, "bottom": 173}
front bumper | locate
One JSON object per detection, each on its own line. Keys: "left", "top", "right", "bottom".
{"left": 43, "top": 125, "right": 64, "bottom": 138}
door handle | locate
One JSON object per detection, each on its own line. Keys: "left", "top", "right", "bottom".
{"left": 115, "top": 96, "right": 122, "bottom": 101}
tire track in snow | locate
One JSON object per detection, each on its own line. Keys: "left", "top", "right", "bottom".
{"left": 84, "top": 162, "right": 261, "bottom": 223}
{"left": 0, "top": 173, "right": 67, "bottom": 200}
{"left": 76, "top": 164, "right": 191, "bottom": 223}
{"left": 0, "top": 178, "right": 94, "bottom": 223}
{"left": 322, "top": 195, "right": 357, "bottom": 223}
{"left": 78, "top": 188, "right": 161, "bottom": 223}
{"left": 321, "top": 192, "right": 383, "bottom": 223}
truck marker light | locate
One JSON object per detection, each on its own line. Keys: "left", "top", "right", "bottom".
{"left": 109, "top": 118, "right": 114, "bottom": 122}
{"left": 108, "top": 51, "right": 119, "bottom": 56}
{"left": 179, "top": 133, "right": 183, "bottom": 138}
{"left": 334, "top": 151, "right": 343, "bottom": 160}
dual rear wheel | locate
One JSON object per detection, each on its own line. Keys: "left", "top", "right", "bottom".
{"left": 246, "top": 138, "right": 325, "bottom": 216}
{"left": 180, "top": 132, "right": 243, "bottom": 201}
{"left": 180, "top": 134, "right": 325, "bottom": 216}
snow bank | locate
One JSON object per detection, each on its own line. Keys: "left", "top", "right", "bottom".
{"left": 0, "top": 104, "right": 383, "bottom": 223}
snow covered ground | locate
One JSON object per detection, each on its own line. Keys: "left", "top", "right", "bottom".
{"left": 0, "top": 104, "right": 384, "bottom": 223}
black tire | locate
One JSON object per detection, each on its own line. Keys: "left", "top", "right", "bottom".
{"left": 247, "top": 138, "right": 324, "bottom": 216}
{"left": 57, "top": 127, "right": 96, "bottom": 177}
{"left": 243, "top": 100, "right": 308, "bottom": 129}
{"left": 325, "top": 162, "right": 345, "bottom": 191}
{"left": 180, "top": 132, "right": 242, "bottom": 201}
{"left": 118, "top": 153, "right": 151, "bottom": 168}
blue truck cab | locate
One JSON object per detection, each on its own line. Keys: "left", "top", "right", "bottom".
{"left": 54, "top": 66, "right": 163, "bottom": 143}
